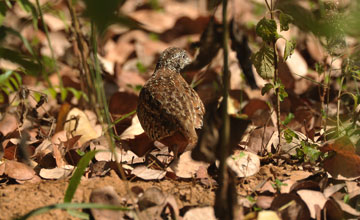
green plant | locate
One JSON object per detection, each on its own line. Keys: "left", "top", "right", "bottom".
{"left": 0, "top": 70, "right": 21, "bottom": 103}
{"left": 295, "top": 141, "right": 321, "bottom": 164}
{"left": 251, "top": 0, "right": 295, "bottom": 152}
{"left": 271, "top": 179, "right": 288, "bottom": 192}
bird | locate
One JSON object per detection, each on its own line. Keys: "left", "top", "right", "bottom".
{"left": 137, "top": 47, "right": 205, "bottom": 159}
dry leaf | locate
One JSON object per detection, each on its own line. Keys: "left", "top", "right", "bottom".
{"left": 39, "top": 165, "right": 74, "bottom": 180}
{"left": 169, "top": 151, "right": 209, "bottom": 178}
{"left": 183, "top": 207, "right": 216, "bottom": 220}
{"left": 64, "top": 108, "right": 101, "bottom": 146}
{"left": 131, "top": 165, "right": 166, "bottom": 180}
{"left": 257, "top": 210, "right": 281, "bottom": 220}
{"left": 297, "top": 190, "right": 327, "bottom": 219}
{"left": 226, "top": 151, "right": 260, "bottom": 177}
{"left": 321, "top": 138, "right": 360, "bottom": 180}
{"left": 90, "top": 186, "right": 124, "bottom": 220}
{"left": 271, "top": 193, "right": 310, "bottom": 220}
{"left": 4, "top": 160, "right": 35, "bottom": 181}
{"left": 0, "top": 113, "right": 18, "bottom": 136}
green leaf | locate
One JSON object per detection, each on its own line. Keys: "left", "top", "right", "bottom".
{"left": 0, "top": 26, "right": 35, "bottom": 56}
{"left": 0, "top": 47, "right": 41, "bottom": 75}
{"left": 45, "top": 87, "right": 57, "bottom": 99}
{"left": 303, "top": 144, "right": 321, "bottom": 163}
{"left": 67, "top": 87, "right": 83, "bottom": 100}
{"left": 9, "top": 76, "right": 20, "bottom": 90}
{"left": 0, "top": 70, "right": 21, "bottom": 94}
{"left": 0, "top": 2, "right": 7, "bottom": 26}
{"left": 278, "top": 83, "right": 288, "bottom": 101}
{"left": 282, "top": 113, "right": 294, "bottom": 126}
{"left": 64, "top": 150, "right": 98, "bottom": 203}
{"left": 136, "top": 61, "right": 146, "bottom": 74}
{"left": 60, "top": 87, "right": 68, "bottom": 102}
{"left": 261, "top": 83, "right": 274, "bottom": 95}
{"left": 17, "top": 0, "right": 38, "bottom": 28}
{"left": 284, "top": 128, "right": 296, "bottom": 143}
{"left": 251, "top": 44, "right": 274, "bottom": 80}
{"left": 279, "top": 12, "right": 293, "bottom": 31}
{"left": 255, "top": 18, "right": 279, "bottom": 42}
{"left": 0, "top": 70, "right": 14, "bottom": 84}
{"left": 284, "top": 40, "right": 296, "bottom": 61}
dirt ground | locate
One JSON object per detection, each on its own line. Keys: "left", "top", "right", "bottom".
{"left": 0, "top": 170, "right": 215, "bottom": 220}
{"left": 0, "top": 164, "right": 281, "bottom": 220}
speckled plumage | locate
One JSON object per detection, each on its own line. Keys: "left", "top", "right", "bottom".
{"left": 137, "top": 47, "right": 205, "bottom": 156}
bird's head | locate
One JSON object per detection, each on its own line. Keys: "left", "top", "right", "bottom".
{"left": 156, "top": 47, "right": 191, "bottom": 72}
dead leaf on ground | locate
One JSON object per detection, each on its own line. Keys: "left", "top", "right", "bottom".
{"left": 323, "top": 183, "right": 346, "bottom": 198}
{"left": 323, "top": 198, "right": 344, "bottom": 220}
{"left": 297, "top": 189, "right": 327, "bottom": 219}
{"left": 334, "top": 199, "right": 360, "bottom": 217}
{"left": 64, "top": 108, "right": 101, "bottom": 146}
{"left": 90, "top": 186, "right": 125, "bottom": 220}
{"left": 321, "top": 138, "right": 360, "bottom": 180}
{"left": 137, "top": 187, "right": 179, "bottom": 219}
{"left": 226, "top": 150, "right": 260, "bottom": 177}
{"left": 4, "top": 160, "right": 35, "bottom": 181}
{"left": 271, "top": 193, "right": 311, "bottom": 220}
{"left": 131, "top": 165, "right": 166, "bottom": 180}
{"left": 247, "top": 126, "right": 276, "bottom": 154}
{"left": 39, "top": 165, "right": 74, "bottom": 180}
{"left": 170, "top": 151, "right": 209, "bottom": 178}
{"left": 183, "top": 206, "right": 216, "bottom": 220}
{"left": 257, "top": 210, "right": 281, "bottom": 220}
{"left": 0, "top": 113, "right": 18, "bottom": 136}
{"left": 0, "top": 162, "right": 5, "bottom": 176}
{"left": 256, "top": 196, "right": 274, "bottom": 209}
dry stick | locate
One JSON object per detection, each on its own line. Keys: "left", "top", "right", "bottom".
{"left": 320, "top": 55, "right": 328, "bottom": 138}
{"left": 66, "top": 0, "right": 96, "bottom": 107}
{"left": 215, "top": 0, "right": 232, "bottom": 219}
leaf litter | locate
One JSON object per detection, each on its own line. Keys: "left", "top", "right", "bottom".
{"left": 0, "top": 0, "right": 360, "bottom": 219}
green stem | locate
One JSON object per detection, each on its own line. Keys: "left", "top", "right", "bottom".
{"left": 267, "top": 0, "right": 281, "bottom": 152}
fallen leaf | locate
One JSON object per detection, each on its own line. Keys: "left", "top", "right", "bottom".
{"left": 226, "top": 151, "right": 260, "bottom": 177}
{"left": 183, "top": 206, "right": 216, "bottom": 220}
{"left": 256, "top": 196, "right": 274, "bottom": 209}
{"left": 321, "top": 138, "right": 360, "bottom": 180}
{"left": 334, "top": 198, "right": 360, "bottom": 217}
{"left": 323, "top": 183, "right": 346, "bottom": 198}
{"left": 119, "top": 115, "right": 144, "bottom": 139}
{"left": 257, "top": 210, "right": 281, "bottom": 220}
{"left": 64, "top": 108, "right": 101, "bottom": 146}
{"left": 39, "top": 165, "right": 74, "bottom": 179}
{"left": 90, "top": 186, "right": 124, "bottom": 220}
{"left": 0, "top": 162, "right": 4, "bottom": 175}
{"left": 131, "top": 165, "right": 166, "bottom": 180}
{"left": 271, "top": 193, "right": 310, "bottom": 220}
{"left": 138, "top": 187, "right": 165, "bottom": 210}
{"left": 0, "top": 113, "right": 18, "bottom": 136}
{"left": 4, "top": 160, "right": 35, "bottom": 181}
{"left": 323, "top": 198, "right": 343, "bottom": 220}
{"left": 170, "top": 151, "right": 209, "bottom": 178}
{"left": 297, "top": 190, "right": 327, "bottom": 219}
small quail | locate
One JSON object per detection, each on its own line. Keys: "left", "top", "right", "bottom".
{"left": 137, "top": 47, "right": 205, "bottom": 158}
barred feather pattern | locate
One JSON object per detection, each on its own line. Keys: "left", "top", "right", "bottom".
{"left": 137, "top": 47, "right": 205, "bottom": 151}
